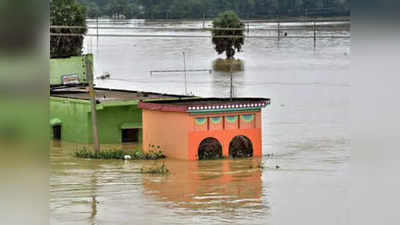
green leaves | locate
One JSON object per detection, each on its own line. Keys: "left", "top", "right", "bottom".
{"left": 74, "top": 148, "right": 166, "bottom": 160}
{"left": 211, "top": 11, "right": 244, "bottom": 59}
{"left": 50, "top": 0, "right": 87, "bottom": 58}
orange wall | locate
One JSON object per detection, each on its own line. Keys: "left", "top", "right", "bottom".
{"left": 143, "top": 109, "right": 263, "bottom": 161}
{"left": 188, "top": 111, "right": 262, "bottom": 161}
{"left": 188, "top": 128, "right": 262, "bottom": 160}
{"left": 142, "top": 109, "right": 191, "bottom": 160}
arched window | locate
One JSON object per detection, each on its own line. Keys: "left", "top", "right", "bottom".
{"left": 198, "top": 137, "right": 223, "bottom": 160}
{"left": 229, "top": 136, "right": 253, "bottom": 158}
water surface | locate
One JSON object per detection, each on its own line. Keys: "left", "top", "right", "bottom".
{"left": 50, "top": 19, "right": 350, "bottom": 225}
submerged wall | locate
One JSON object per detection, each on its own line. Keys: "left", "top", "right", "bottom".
{"left": 95, "top": 103, "right": 143, "bottom": 144}
{"left": 142, "top": 109, "right": 191, "bottom": 160}
{"left": 49, "top": 97, "right": 92, "bottom": 143}
{"left": 188, "top": 111, "right": 263, "bottom": 160}
{"left": 50, "top": 97, "right": 143, "bottom": 145}
{"left": 141, "top": 108, "right": 263, "bottom": 161}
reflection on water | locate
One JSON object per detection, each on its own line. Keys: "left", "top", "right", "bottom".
{"left": 213, "top": 58, "right": 244, "bottom": 72}
{"left": 50, "top": 141, "right": 268, "bottom": 225}
{"left": 142, "top": 159, "right": 265, "bottom": 215}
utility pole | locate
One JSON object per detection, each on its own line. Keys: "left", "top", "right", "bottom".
{"left": 182, "top": 52, "right": 188, "bottom": 95}
{"left": 230, "top": 61, "right": 233, "bottom": 100}
{"left": 96, "top": 16, "right": 99, "bottom": 49}
{"left": 277, "top": 15, "right": 281, "bottom": 42}
{"left": 202, "top": 13, "right": 206, "bottom": 29}
{"left": 313, "top": 18, "right": 317, "bottom": 49}
{"left": 277, "top": 1, "right": 281, "bottom": 43}
{"left": 85, "top": 55, "right": 100, "bottom": 153}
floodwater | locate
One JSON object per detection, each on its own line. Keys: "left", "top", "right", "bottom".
{"left": 50, "top": 20, "right": 350, "bottom": 225}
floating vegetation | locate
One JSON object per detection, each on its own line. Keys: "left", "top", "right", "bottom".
{"left": 74, "top": 148, "right": 166, "bottom": 160}
{"left": 140, "top": 163, "right": 169, "bottom": 174}
{"left": 213, "top": 58, "right": 244, "bottom": 72}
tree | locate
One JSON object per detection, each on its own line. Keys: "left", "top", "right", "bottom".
{"left": 211, "top": 11, "right": 245, "bottom": 59}
{"left": 50, "top": 0, "right": 87, "bottom": 58}
{"left": 86, "top": 1, "right": 101, "bottom": 18}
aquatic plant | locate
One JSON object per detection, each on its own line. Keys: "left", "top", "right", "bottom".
{"left": 140, "top": 163, "right": 170, "bottom": 174}
{"left": 74, "top": 147, "right": 166, "bottom": 160}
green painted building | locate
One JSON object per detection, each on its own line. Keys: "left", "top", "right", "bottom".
{"left": 50, "top": 55, "right": 91, "bottom": 86}
{"left": 50, "top": 87, "right": 187, "bottom": 144}
{"left": 50, "top": 54, "right": 191, "bottom": 145}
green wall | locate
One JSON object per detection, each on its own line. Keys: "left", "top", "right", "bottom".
{"left": 50, "top": 97, "right": 144, "bottom": 145}
{"left": 94, "top": 104, "right": 143, "bottom": 144}
{"left": 50, "top": 97, "right": 92, "bottom": 143}
{"left": 50, "top": 55, "right": 92, "bottom": 86}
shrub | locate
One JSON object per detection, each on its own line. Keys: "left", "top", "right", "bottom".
{"left": 74, "top": 148, "right": 166, "bottom": 160}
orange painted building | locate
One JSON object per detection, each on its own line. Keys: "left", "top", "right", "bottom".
{"left": 139, "top": 98, "right": 270, "bottom": 161}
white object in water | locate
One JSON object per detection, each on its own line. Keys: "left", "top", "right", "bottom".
{"left": 124, "top": 155, "right": 132, "bottom": 160}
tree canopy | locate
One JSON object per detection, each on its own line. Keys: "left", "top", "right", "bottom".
{"left": 79, "top": 0, "right": 350, "bottom": 19}
{"left": 50, "top": 0, "right": 87, "bottom": 58}
{"left": 212, "top": 11, "right": 244, "bottom": 59}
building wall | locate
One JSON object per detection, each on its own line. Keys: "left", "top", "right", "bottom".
{"left": 188, "top": 111, "right": 263, "bottom": 160}
{"left": 50, "top": 55, "right": 91, "bottom": 86}
{"left": 142, "top": 109, "right": 263, "bottom": 161}
{"left": 95, "top": 105, "right": 143, "bottom": 144}
{"left": 50, "top": 97, "right": 143, "bottom": 145}
{"left": 142, "top": 109, "right": 190, "bottom": 160}
{"left": 49, "top": 97, "right": 92, "bottom": 143}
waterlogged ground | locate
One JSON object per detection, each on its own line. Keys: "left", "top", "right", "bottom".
{"left": 50, "top": 20, "right": 350, "bottom": 225}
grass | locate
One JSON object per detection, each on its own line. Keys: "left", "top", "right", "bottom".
{"left": 74, "top": 147, "right": 166, "bottom": 160}
{"left": 140, "top": 163, "right": 169, "bottom": 174}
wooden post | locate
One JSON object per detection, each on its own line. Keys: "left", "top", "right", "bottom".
{"left": 85, "top": 55, "right": 100, "bottom": 153}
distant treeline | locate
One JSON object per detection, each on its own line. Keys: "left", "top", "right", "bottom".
{"left": 78, "top": 0, "right": 350, "bottom": 19}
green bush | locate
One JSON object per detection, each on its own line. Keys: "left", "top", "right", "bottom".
{"left": 74, "top": 147, "right": 166, "bottom": 160}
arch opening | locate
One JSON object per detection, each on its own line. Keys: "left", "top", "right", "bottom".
{"left": 229, "top": 136, "right": 253, "bottom": 158}
{"left": 198, "top": 137, "right": 223, "bottom": 160}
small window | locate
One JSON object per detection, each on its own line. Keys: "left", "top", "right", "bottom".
{"left": 122, "top": 129, "right": 139, "bottom": 143}
{"left": 53, "top": 125, "right": 61, "bottom": 140}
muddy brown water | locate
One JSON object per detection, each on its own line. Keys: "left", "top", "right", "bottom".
{"left": 51, "top": 19, "right": 350, "bottom": 225}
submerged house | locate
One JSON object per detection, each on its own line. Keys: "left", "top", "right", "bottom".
{"left": 50, "top": 87, "right": 188, "bottom": 145}
{"left": 139, "top": 98, "right": 270, "bottom": 160}
{"left": 49, "top": 54, "right": 190, "bottom": 145}
{"left": 50, "top": 54, "right": 271, "bottom": 160}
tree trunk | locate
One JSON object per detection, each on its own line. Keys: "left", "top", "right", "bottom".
{"left": 226, "top": 48, "right": 235, "bottom": 59}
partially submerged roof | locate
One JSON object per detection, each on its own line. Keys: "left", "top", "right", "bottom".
{"left": 138, "top": 98, "right": 270, "bottom": 113}
{"left": 50, "top": 87, "right": 193, "bottom": 103}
